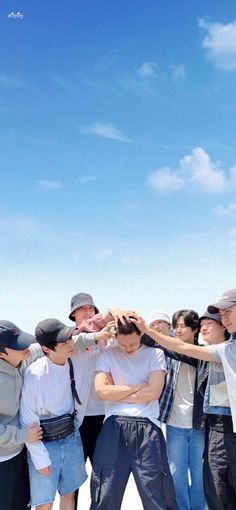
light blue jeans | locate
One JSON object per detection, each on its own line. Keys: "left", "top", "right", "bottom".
{"left": 28, "top": 430, "right": 87, "bottom": 506}
{"left": 166, "top": 425, "right": 206, "bottom": 510}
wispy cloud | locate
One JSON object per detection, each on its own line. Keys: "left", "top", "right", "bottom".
{"left": 36, "top": 180, "right": 62, "bottom": 189}
{"left": 199, "top": 18, "right": 236, "bottom": 71}
{"left": 169, "top": 64, "right": 186, "bottom": 80}
{"left": 147, "top": 147, "right": 228, "bottom": 194}
{"left": 136, "top": 62, "right": 157, "bottom": 77}
{"left": 120, "top": 61, "right": 159, "bottom": 96}
{"left": 214, "top": 200, "right": 236, "bottom": 216}
{"left": 76, "top": 176, "right": 99, "bottom": 184}
{"left": 121, "top": 61, "right": 186, "bottom": 96}
{"left": 81, "top": 122, "right": 132, "bottom": 143}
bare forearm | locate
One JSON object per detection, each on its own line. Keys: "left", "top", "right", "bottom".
{"left": 96, "top": 384, "right": 143, "bottom": 401}
{"left": 144, "top": 326, "right": 215, "bottom": 361}
{"left": 119, "top": 383, "right": 163, "bottom": 404}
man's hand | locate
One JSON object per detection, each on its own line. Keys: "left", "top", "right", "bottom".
{"left": 108, "top": 308, "right": 140, "bottom": 326}
{"left": 37, "top": 465, "right": 52, "bottom": 476}
{"left": 95, "top": 321, "right": 116, "bottom": 342}
{"left": 130, "top": 315, "right": 147, "bottom": 334}
{"left": 27, "top": 423, "right": 43, "bottom": 443}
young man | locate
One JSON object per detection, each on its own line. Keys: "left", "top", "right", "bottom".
{"left": 148, "top": 309, "right": 172, "bottom": 336}
{"left": 199, "top": 311, "right": 234, "bottom": 510}
{"left": 0, "top": 320, "right": 43, "bottom": 510}
{"left": 90, "top": 319, "right": 178, "bottom": 510}
{"left": 133, "top": 289, "right": 236, "bottom": 508}
{"left": 20, "top": 319, "right": 88, "bottom": 510}
{"left": 69, "top": 292, "right": 107, "bottom": 464}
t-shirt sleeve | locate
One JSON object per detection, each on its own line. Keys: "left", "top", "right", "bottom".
{"left": 95, "top": 349, "right": 112, "bottom": 373}
{"left": 206, "top": 344, "right": 223, "bottom": 362}
{"left": 149, "top": 348, "right": 166, "bottom": 372}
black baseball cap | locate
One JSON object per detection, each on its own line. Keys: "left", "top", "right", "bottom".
{"left": 0, "top": 320, "right": 35, "bottom": 351}
{"left": 35, "top": 318, "right": 75, "bottom": 346}
{"left": 199, "top": 311, "right": 221, "bottom": 323}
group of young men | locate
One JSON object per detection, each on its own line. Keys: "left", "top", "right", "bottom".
{"left": 0, "top": 288, "right": 236, "bottom": 510}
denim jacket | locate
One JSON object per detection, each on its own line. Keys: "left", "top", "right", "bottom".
{"left": 203, "top": 361, "right": 231, "bottom": 416}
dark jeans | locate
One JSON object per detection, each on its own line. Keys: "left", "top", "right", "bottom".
{"left": 0, "top": 449, "right": 30, "bottom": 510}
{"left": 90, "top": 415, "right": 178, "bottom": 510}
{"left": 204, "top": 415, "right": 236, "bottom": 510}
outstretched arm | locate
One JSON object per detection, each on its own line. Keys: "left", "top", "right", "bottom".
{"left": 132, "top": 317, "right": 216, "bottom": 362}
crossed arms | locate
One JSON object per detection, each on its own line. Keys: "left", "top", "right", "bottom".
{"left": 95, "top": 370, "right": 165, "bottom": 403}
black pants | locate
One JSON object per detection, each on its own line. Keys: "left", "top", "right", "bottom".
{"left": 90, "top": 415, "right": 178, "bottom": 510}
{"left": 204, "top": 415, "right": 236, "bottom": 510}
{"left": 79, "top": 414, "right": 105, "bottom": 464}
{"left": 75, "top": 415, "right": 104, "bottom": 509}
{"left": 0, "top": 449, "right": 30, "bottom": 510}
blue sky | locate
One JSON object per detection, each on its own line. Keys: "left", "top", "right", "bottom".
{"left": 0, "top": 0, "right": 236, "bottom": 331}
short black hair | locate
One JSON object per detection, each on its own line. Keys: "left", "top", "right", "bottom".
{"left": 0, "top": 346, "right": 7, "bottom": 355}
{"left": 172, "top": 309, "right": 199, "bottom": 344}
{"left": 42, "top": 341, "right": 58, "bottom": 355}
{"left": 117, "top": 318, "right": 141, "bottom": 336}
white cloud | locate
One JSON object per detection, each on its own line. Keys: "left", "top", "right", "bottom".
{"left": 199, "top": 18, "right": 236, "bottom": 70}
{"left": 36, "top": 180, "right": 62, "bottom": 189}
{"left": 170, "top": 64, "right": 186, "bottom": 80}
{"left": 179, "top": 147, "right": 226, "bottom": 193}
{"left": 136, "top": 62, "right": 157, "bottom": 77}
{"left": 147, "top": 147, "right": 227, "bottom": 194}
{"left": 82, "top": 122, "right": 131, "bottom": 143}
{"left": 214, "top": 200, "right": 236, "bottom": 216}
{"left": 147, "top": 167, "right": 184, "bottom": 192}
{"left": 230, "top": 164, "right": 236, "bottom": 182}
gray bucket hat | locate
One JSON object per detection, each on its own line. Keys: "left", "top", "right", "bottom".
{"left": 69, "top": 292, "right": 99, "bottom": 321}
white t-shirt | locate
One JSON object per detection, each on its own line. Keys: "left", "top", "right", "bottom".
{"left": 96, "top": 345, "right": 166, "bottom": 426}
{"left": 207, "top": 339, "right": 236, "bottom": 432}
{"left": 20, "top": 350, "right": 100, "bottom": 469}
{"left": 168, "top": 363, "right": 196, "bottom": 428}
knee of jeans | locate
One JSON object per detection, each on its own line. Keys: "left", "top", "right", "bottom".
{"left": 169, "top": 461, "right": 177, "bottom": 476}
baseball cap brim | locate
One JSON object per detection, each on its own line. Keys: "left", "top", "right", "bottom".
{"left": 56, "top": 325, "right": 75, "bottom": 342}
{"left": 199, "top": 311, "right": 221, "bottom": 322}
{"left": 8, "top": 331, "right": 36, "bottom": 351}
{"left": 208, "top": 300, "right": 236, "bottom": 314}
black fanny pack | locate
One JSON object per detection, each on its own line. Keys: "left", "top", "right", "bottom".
{"left": 40, "top": 412, "right": 75, "bottom": 442}
{"left": 40, "top": 359, "right": 82, "bottom": 442}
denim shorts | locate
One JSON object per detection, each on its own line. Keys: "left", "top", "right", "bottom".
{"left": 28, "top": 430, "right": 87, "bottom": 506}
